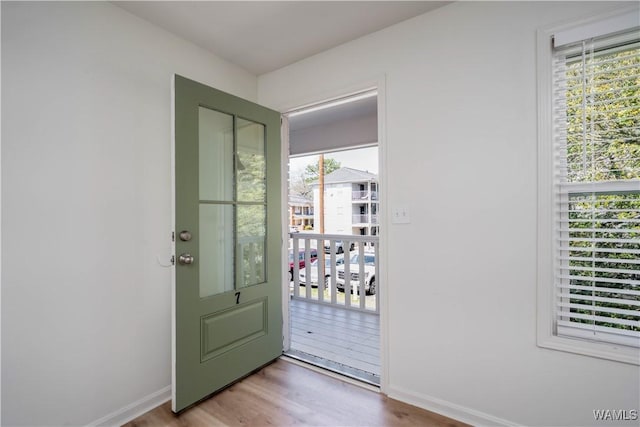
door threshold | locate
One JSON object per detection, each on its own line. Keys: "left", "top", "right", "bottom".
{"left": 281, "top": 350, "right": 380, "bottom": 390}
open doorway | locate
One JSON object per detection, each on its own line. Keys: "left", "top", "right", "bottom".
{"left": 283, "top": 90, "right": 381, "bottom": 386}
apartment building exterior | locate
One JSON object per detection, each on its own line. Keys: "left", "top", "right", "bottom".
{"left": 311, "top": 167, "right": 379, "bottom": 237}
{"left": 288, "top": 194, "right": 314, "bottom": 231}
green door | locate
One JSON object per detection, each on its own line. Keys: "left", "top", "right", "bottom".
{"left": 172, "top": 75, "right": 282, "bottom": 412}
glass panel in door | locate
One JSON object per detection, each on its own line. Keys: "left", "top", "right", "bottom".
{"left": 199, "top": 107, "right": 233, "bottom": 201}
{"left": 237, "top": 204, "right": 266, "bottom": 287}
{"left": 236, "top": 117, "right": 267, "bottom": 288}
{"left": 237, "top": 118, "right": 266, "bottom": 202}
{"left": 199, "top": 204, "right": 234, "bottom": 298}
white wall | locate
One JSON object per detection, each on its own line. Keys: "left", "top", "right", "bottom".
{"left": 314, "top": 183, "right": 352, "bottom": 234}
{"left": 1, "top": 2, "right": 256, "bottom": 425}
{"left": 260, "top": 2, "right": 639, "bottom": 426}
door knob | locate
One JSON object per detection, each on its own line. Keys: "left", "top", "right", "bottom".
{"left": 178, "top": 253, "right": 194, "bottom": 265}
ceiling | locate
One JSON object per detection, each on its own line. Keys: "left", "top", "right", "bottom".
{"left": 114, "top": 1, "right": 450, "bottom": 75}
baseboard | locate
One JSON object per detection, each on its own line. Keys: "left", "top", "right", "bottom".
{"left": 386, "top": 384, "right": 517, "bottom": 427}
{"left": 87, "top": 385, "right": 171, "bottom": 427}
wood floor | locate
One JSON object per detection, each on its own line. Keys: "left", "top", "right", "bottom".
{"left": 124, "top": 359, "right": 468, "bottom": 427}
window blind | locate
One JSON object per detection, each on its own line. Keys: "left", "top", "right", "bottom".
{"left": 553, "top": 10, "right": 639, "bottom": 48}
{"left": 288, "top": 91, "right": 378, "bottom": 156}
{"left": 552, "top": 28, "right": 640, "bottom": 347}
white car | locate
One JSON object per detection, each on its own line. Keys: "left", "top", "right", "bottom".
{"left": 298, "top": 255, "right": 344, "bottom": 288}
{"left": 323, "top": 240, "right": 355, "bottom": 254}
{"left": 336, "top": 253, "right": 376, "bottom": 295}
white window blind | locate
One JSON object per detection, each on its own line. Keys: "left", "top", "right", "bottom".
{"left": 552, "top": 28, "right": 640, "bottom": 348}
{"left": 553, "top": 11, "right": 640, "bottom": 48}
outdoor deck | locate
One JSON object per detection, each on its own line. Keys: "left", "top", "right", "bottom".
{"left": 287, "top": 298, "right": 380, "bottom": 385}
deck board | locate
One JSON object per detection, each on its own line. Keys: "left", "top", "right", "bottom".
{"left": 288, "top": 298, "right": 380, "bottom": 381}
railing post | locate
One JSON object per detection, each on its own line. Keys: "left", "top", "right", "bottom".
{"left": 375, "top": 243, "right": 380, "bottom": 314}
{"left": 248, "top": 242, "right": 256, "bottom": 285}
{"left": 292, "top": 236, "right": 299, "bottom": 298}
{"left": 358, "top": 244, "right": 366, "bottom": 310}
{"left": 316, "top": 238, "right": 324, "bottom": 303}
{"left": 330, "top": 242, "right": 337, "bottom": 305}
{"left": 344, "top": 245, "right": 351, "bottom": 309}
{"left": 304, "top": 238, "right": 311, "bottom": 299}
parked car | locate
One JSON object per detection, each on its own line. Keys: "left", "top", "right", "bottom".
{"left": 288, "top": 249, "right": 318, "bottom": 281}
{"left": 298, "top": 255, "right": 345, "bottom": 288}
{"left": 323, "top": 240, "right": 355, "bottom": 254}
{"left": 336, "top": 253, "right": 376, "bottom": 295}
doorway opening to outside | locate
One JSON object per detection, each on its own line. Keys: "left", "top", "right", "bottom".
{"left": 284, "top": 90, "right": 381, "bottom": 386}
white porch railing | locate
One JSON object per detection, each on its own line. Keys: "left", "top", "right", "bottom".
{"left": 289, "top": 233, "right": 379, "bottom": 313}
{"left": 238, "top": 236, "right": 265, "bottom": 286}
{"left": 352, "top": 190, "right": 378, "bottom": 201}
{"left": 352, "top": 214, "right": 378, "bottom": 224}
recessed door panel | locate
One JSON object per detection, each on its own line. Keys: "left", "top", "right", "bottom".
{"left": 201, "top": 298, "right": 267, "bottom": 362}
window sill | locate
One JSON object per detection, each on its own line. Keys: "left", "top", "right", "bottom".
{"left": 537, "top": 333, "right": 640, "bottom": 365}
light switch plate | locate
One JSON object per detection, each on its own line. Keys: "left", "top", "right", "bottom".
{"left": 392, "top": 205, "right": 410, "bottom": 224}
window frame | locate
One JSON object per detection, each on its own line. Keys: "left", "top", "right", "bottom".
{"left": 536, "top": 7, "right": 640, "bottom": 365}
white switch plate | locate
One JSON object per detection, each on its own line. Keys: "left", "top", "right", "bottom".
{"left": 392, "top": 205, "right": 410, "bottom": 224}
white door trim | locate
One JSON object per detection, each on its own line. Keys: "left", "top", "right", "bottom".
{"left": 281, "top": 115, "right": 291, "bottom": 352}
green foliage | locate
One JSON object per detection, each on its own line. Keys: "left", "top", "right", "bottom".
{"left": 567, "top": 193, "right": 639, "bottom": 331}
{"left": 235, "top": 125, "right": 267, "bottom": 285}
{"left": 565, "top": 46, "right": 640, "bottom": 182}
{"left": 237, "top": 148, "right": 266, "bottom": 204}
{"left": 303, "top": 157, "right": 341, "bottom": 184}
{"left": 289, "top": 156, "right": 342, "bottom": 199}
{"left": 563, "top": 42, "right": 640, "bottom": 333}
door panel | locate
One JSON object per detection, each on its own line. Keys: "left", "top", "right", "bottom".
{"left": 173, "top": 75, "right": 282, "bottom": 413}
{"left": 200, "top": 298, "right": 267, "bottom": 362}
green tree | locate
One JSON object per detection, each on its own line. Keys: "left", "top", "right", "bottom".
{"left": 565, "top": 46, "right": 640, "bottom": 182}
{"left": 303, "top": 157, "right": 341, "bottom": 185}
{"left": 563, "top": 42, "right": 639, "bottom": 333}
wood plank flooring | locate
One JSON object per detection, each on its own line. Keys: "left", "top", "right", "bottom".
{"left": 124, "top": 359, "right": 468, "bottom": 427}
{"left": 289, "top": 299, "right": 380, "bottom": 380}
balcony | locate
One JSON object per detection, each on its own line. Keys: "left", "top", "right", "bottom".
{"left": 293, "top": 207, "right": 314, "bottom": 215}
{"left": 287, "top": 232, "right": 380, "bottom": 383}
{"left": 352, "top": 190, "right": 378, "bottom": 201}
{"left": 352, "top": 214, "right": 378, "bottom": 224}
{"left": 293, "top": 212, "right": 314, "bottom": 219}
